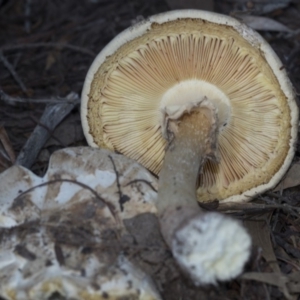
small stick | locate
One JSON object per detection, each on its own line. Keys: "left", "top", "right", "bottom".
{"left": 1, "top": 43, "right": 95, "bottom": 57}
{"left": 0, "top": 88, "right": 79, "bottom": 105}
{"left": 0, "top": 51, "right": 27, "bottom": 93}
{"left": 16, "top": 92, "right": 79, "bottom": 168}
{"left": 217, "top": 201, "right": 300, "bottom": 217}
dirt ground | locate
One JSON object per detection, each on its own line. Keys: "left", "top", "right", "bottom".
{"left": 1, "top": 0, "right": 300, "bottom": 299}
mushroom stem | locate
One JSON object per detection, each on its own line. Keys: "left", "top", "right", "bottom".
{"left": 158, "top": 106, "right": 217, "bottom": 243}
{"left": 157, "top": 103, "right": 251, "bottom": 285}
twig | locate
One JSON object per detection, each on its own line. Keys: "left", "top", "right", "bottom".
{"left": 0, "top": 88, "right": 79, "bottom": 105}
{"left": 217, "top": 202, "right": 300, "bottom": 217}
{"left": 286, "top": 28, "right": 300, "bottom": 39}
{"left": 29, "top": 114, "right": 68, "bottom": 148}
{"left": 24, "top": 0, "right": 32, "bottom": 33}
{"left": 0, "top": 51, "right": 27, "bottom": 93}
{"left": 13, "top": 178, "right": 122, "bottom": 230}
{"left": 1, "top": 42, "right": 96, "bottom": 57}
{"left": 274, "top": 234, "right": 300, "bottom": 259}
{"left": 125, "top": 179, "right": 157, "bottom": 192}
{"left": 277, "top": 256, "right": 300, "bottom": 271}
{"left": 108, "top": 155, "right": 130, "bottom": 212}
{"left": 16, "top": 92, "right": 79, "bottom": 168}
{"left": 14, "top": 179, "right": 107, "bottom": 210}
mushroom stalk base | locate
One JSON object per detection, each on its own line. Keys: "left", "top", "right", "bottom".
{"left": 157, "top": 105, "right": 251, "bottom": 285}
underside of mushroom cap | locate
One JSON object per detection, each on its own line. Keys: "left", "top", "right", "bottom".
{"left": 81, "top": 10, "right": 298, "bottom": 203}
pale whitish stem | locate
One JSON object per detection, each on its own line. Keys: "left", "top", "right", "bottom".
{"left": 157, "top": 107, "right": 218, "bottom": 247}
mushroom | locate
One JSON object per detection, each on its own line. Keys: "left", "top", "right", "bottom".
{"left": 0, "top": 147, "right": 161, "bottom": 300}
{"left": 81, "top": 10, "right": 298, "bottom": 285}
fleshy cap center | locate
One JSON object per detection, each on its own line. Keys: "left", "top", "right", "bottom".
{"left": 160, "top": 79, "right": 231, "bottom": 132}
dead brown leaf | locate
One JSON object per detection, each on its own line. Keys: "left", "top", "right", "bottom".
{"left": 274, "top": 162, "right": 300, "bottom": 191}
{"left": 244, "top": 213, "right": 280, "bottom": 273}
{"left": 45, "top": 114, "right": 84, "bottom": 147}
{"left": 238, "top": 15, "right": 292, "bottom": 32}
{"left": 242, "top": 272, "right": 300, "bottom": 300}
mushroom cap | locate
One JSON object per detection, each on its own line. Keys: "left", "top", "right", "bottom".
{"left": 0, "top": 147, "right": 160, "bottom": 300}
{"left": 81, "top": 10, "right": 298, "bottom": 203}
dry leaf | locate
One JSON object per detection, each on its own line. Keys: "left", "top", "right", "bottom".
{"left": 242, "top": 272, "right": 300, "bottom": 300}
{"left": 244, "top": 213, "right": 280, "bottom": 273}
{"left": 45, "top": 114, "right": 84, "bottom": 147}
{"left": 239, "top": 15, "right": 292, "bottom": 32}
{"left": 274, "top": 162, "right": 300, "bottom": 191}
{"left": 288, "top": 272, "right": 300, "bottom": 293}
